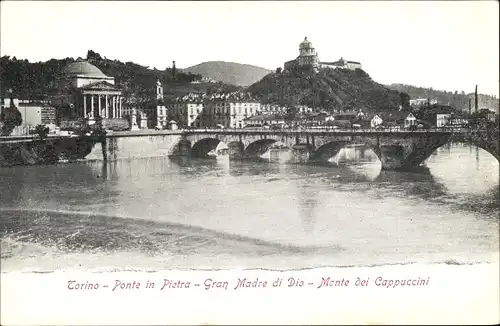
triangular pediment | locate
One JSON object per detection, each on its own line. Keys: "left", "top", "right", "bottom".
{"left": 81, "top": 81, "right": 120, "bottom": 91}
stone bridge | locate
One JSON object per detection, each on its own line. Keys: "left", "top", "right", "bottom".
{"left": 2, "top": 128, "right": 498, "bottom": 170}
{"left": 171, "top": 128, "right": 499, "bottom": 171}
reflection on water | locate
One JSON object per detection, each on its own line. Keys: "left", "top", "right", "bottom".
{"left": 427, "top": 143, "right": 499, "bottom": 194}
{"left": 0, "top": 143, "right": 498, "bottom": 271}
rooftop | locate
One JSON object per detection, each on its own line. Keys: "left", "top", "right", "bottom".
{"left": 63, "top": 59, "right": 109, "bottom": 78}
{"left": 299, "top": 37, "right": 313, "bottom": 49}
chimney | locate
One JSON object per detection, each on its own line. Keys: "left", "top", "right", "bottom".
{"left": 474, "top": 85, "right": 478, "bottom": 112}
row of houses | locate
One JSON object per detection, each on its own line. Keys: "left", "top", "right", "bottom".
{"left": 236, "top": 104, "right": 497, "bottom": 130}
{"left": 169, "top": 91, "right": 256, "bottom": 103}
{"left": 258, "top": 104, "right": 313, "bottom": 115}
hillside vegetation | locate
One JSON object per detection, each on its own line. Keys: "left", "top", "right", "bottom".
{"left": 388, "top": 83, "right": 499, "bottom": 113}
{"left": 247, "top": 66, "right": 403, "bottom": 113}
{"left": 0, "top": 51, "right": 239, "bottom": 109}
{"left": 183, "top": 61, "right": 272, "bottom": 87}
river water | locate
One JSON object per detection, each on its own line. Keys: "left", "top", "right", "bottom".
{"left": 0, "top": 144, "right": 498, "bottom": 272}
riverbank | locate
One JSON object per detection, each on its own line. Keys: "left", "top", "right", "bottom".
{"left": 0, "top": 137, "right": 98, "bottom": 166}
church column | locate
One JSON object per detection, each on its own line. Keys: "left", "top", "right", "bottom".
{"left": 119, "top": 97, "right": 123, "bottom": 118}
{"left": 90, "top": 95, "right": 95, "bottom": 118}
{"left": 105, "top": 95, "right": 109, "bottom": 118}
{"left": 113, "top": 96, "right": 117, "bottom": 118}
{"left": 98, "top": 95, "right": 102, "bottom": 117}
{"left": 83, "top": 94, "right": 87, "bottom": 118}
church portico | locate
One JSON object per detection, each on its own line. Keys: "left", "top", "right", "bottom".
{"left": 56, "top": 59, "right": 128, "bottom": 129}
{"left": 81, "top": 86, "right": 123, "bottom": 119}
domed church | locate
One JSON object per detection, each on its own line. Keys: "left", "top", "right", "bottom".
{"left": 54, "top": 58, "right": 124, "bottom": 122}
{"left": 284, "top": 37, "right": 362, "bottom": 72}
{"left": 284, "top": 37, "right": 320, "bottom": 71}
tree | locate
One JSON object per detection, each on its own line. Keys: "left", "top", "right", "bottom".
{"left": 0, "top": 96, "right": 23, "bottom": 136}
{"left": 276, "top": 67, "right": 282, "bottom": 74}
{"left": 285, "top": 106, "right": 298, "bottom": 123}
{"left": 90, "top": 116, "right": 106, "bottom": 137}
{"left": 34, "top": 124, "right": 50, "bottom": 140}
{"left": 86, "top": 50, "right": 102, "bottom": 62}
{"left": 399, "top": 92, "right": 410, "bottom": 109}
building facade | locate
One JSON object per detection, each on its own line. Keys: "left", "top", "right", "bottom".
{"left": 370, "top": 114, "right": 383, "bottom": 128}
{"left": 203, "top": 101, "right": 261, "bottom": 128}
{"left": 409, "top": 98, "right": 438, "bottom": 107}
{"left": 166, "top": 99, "right": 261, "bottom": 129}
{"left": 436, "top": 113, "right": 451, "bottom": 127}
{"left": 1, "top": 98, "right": 57, "bottom": 134}
{"left": 404, "top": 112, "right": 417, "bottom": 128}
{"left": 155, "top": 79, "right": 169, "bottom": 129}
{"left": 243, "top": 114, "right": 286, "bottom": 127}
{"left": 170, "top": 102, "right": 204, "bottom": 128}
{"left": 318, "top": 57, "right": 362, "bottom": 70}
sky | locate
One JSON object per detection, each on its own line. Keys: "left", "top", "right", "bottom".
{"left": 1, "top": 1, "right": 499, "bottom": 96}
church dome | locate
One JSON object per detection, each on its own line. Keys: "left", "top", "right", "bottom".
{"left": 63, "top": 59, "right": 108, "bottom": 77}
{"left": 299, "top": 37, "right": 313, "bottom": 49}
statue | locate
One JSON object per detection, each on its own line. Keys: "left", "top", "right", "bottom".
{"left": 139, "top": 110, "right": 148, "bottom": 129}
{"left": 130, "top": 108, "right": 139, "bottom": 130}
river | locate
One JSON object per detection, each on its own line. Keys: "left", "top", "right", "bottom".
{"left": 0, "top": 143, "right": 498, "bottom": 272}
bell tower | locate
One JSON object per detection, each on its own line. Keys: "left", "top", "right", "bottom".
{"left": 156, "top": 79, "right": 163, "bottom": 102}
{"left": 155, "top": 78, "right": 167, "bottom": 130}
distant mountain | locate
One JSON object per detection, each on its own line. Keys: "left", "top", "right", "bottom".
{"left": 387, "top": 83, "right": 499, "bottom": 114}
{"left": 182, "top": 61, "right": 272, "bottom": 87}
{"left": 247, "top": 66, "right": 403, "bottom": 113}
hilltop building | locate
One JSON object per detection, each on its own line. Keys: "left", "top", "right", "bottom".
{"left": 284, "top": 37, "right": 362, "bottom": 72}
{"left": 409, "top": 98, "right": 438, "bottom": 108}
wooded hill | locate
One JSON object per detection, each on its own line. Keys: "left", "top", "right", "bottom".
{"left": 0, "top": 50, "right": 240, "bottom": 108}
{"left": 246, "top": 66, "right": 405, "bottom": 114}
{"left": 388, "top": 83, "right": 499, "bottom": 114}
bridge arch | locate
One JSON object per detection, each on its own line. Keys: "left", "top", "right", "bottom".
{"left": 244, "top": 139, "right": 279, "bottom": 158}
{"left": 191, "top": 138, "right": 222, "bottom": 157}
{"left": 310, "top": 141, "right": 352, "bottom": 163}
{"left": 408, "top": 139, "right": 499, "bottom": 169}
{"left": 226, "top": 141, "right": 245, "bottom": 159}
{"left": 310, "top": 140, "right": 381, "bottom": 164}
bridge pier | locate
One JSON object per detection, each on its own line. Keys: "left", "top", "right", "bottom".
{"left": 291, "top": 144, "right": 314, "bottom": 163}
{"left": 227, "top": 141, "right": 245, "bottom": 160}
{"left": 169, "top": 138, "right": 193, "bottom": 158}
{"left": 376, "top": 145, "right": 409, "bottom": 170}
